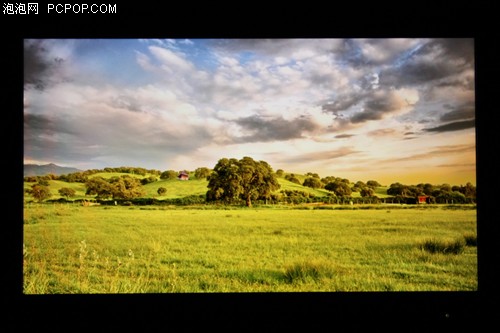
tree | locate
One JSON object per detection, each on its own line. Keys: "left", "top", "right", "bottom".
{"left": 85, "top": 177, "right": 114, "bottom": 199}
{"left": 194, "top": 167, "right": 211, "bottom": 179}
{"left": 157, "top": 187, "right": 167, "bottom": 196}
{"left": 38, "top": 178, "right": 50, "bottom": 186}
{"left": 325, "top": 181, "right": 352, "bottom": 197}
{"left": 284, "top": 174, "right": 301, "bottom": 184}
{"left": 352, "top": 181, "right": 366, "bottom": 192}
{"left": 423, "top": 183, "right": 434, "bottom": 195}
{"left": 366, "top": 180, "right": 381, "bottom": 188}
{"left": 206, "top": 157, "right": 280, "bottom": 207}
{"left": 160, "top": 170, "right": 178, "bottom": 180}
{"left": 141, "top": 176, "right": 158, "bottom": 185}
{"left": 85, "top": 175, "right": 145, "bottom": 200}
{"left": 26, "top": 184, "right": 52, "bottom": 202}
{"left": 303, "top": 177, "right": 323, "bottom": 189}
{"left": 387, "top": 183, "right": 410, "bottom": 197}
{"left": 360, "top": 187, "right": 375, "bottom": 197}
{"left": 305, "top": 172, "right": 320, "bottom": 178}
{"left": 321, "top": 176, "right": 337, "bottom": 185}
{"left": 275, "top": 169, "right": 284, "bottom": 177}
{"left": 108, "top": 176, "right": 145, "bottom": 200}
{"left": 58, "top": 187, "right": 76, "bottom": 199}
{"left": 440, "top": 183, "right": 452, "bottom": 192}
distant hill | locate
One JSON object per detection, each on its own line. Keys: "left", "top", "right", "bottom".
{"left": 24, "top": 163, "right": 82, "bottom": 177}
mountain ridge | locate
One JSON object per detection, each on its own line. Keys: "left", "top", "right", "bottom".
{"left": 24, "top": 163, "right": 82, "bottom": 177}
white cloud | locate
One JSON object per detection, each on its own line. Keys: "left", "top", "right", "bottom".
{"left": 149, "top": 46, "right": 193, "bottom": 73}
{"left": 135, "top": 51, "right": 155, "bottom": 72}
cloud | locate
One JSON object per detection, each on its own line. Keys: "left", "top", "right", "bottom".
{"left": 234, "top": 115, "right": 320, "bottom": 143}
{"left": 423, "top": 119, "right": 475, "bottom": 133}
{"left": 357, "top": 39, "right": 423, "bottom": 65}
{"left": 210, "top": 39, "right": 344, "bottom": 59}
{"left": 439, "top": 103, "right": 475, "bottom": 122}
{"left": 378, "top": 38, "right": 474, "bottom": 90}
{"left": 24, "top": 40, "right": 65, "bottom": 90}
{"left": 322, "top": 92, "right": 366, "bottom": 114}
{"left": 23, "top": 80, "right": 220, "bottom": 169}
{"left": 350, "top": 89, "right": 411, "bottom": 124}
{"left": 392, "top": 144, "right": 475, "bottom": 162}
{"left": 423, "top": 38, "right": 474, "bottom": 65}
{"left": 149, "top": 46, "right": 194, "bottom": 73}
{"left": 280, "top": 147, "right": 360, "bottom": 164}
{"left": 436, "top": 163, "right": 476, "bottom": 168}
{"left": 334, "top": 134, "right": 355, "bottom": 139}
{"left": 367, "top": 128, "right": 397, "bottom": 137}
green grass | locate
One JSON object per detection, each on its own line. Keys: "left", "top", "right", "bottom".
{"left": 23, "top": 204, "right": 477, "bottom": 293}
{"left": 142, "top": 178, "right": 209, "bottom": 199}
{"left": 277, "top": 178, "right": 330, "bottom": 196}
{"left": 24, "top": 180, "right": 88, "bottom": 201}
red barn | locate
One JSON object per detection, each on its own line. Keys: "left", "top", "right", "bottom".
{"left": 178, "top": 171, "right": 189, "bottom": 180}
{"left": 417, "top": 195, "right": 428, "bottom": 204}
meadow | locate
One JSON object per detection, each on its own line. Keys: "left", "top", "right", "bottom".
{"left": 23, "top": 203, "right": 477, "bottom": 293}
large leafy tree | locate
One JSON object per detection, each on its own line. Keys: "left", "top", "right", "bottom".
{"left": 85, "top": 177, "right": 114, "bottom": 199}
{"left": 324, "top": 181, "right": 352, "bottom": 197}
{"left": 109, "top": 176, "right": 145, "bottom": 200}
{"left": 387, "top": 182, "right": 410, "bottom": 197}
{"left": 303, "top": 177, "right": 323, "bottom": 189}
{"left": 194, "top": 167, "right": 211, "bottom": 179}
{"left": 85, "top": 175, "right": 144, "bottom": 200}
{"left": 206, "top": 157, "right": 280, "bottom": 207}
{"left": 58, "top": 187, "right": 76, "bottom": 199}
{"left": 26, "top": 184, "right": 52, "bottom": 202}
{"left": 160, "top": 170, "right": 178, "bottom": 180}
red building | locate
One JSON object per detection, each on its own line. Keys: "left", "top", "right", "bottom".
{"left": 178, "top": 171, "right": 189, "bottom": 180}
{"left": 417, "top": 195, "right": 428, "bottom": 204}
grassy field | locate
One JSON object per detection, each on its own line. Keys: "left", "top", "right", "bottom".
{"left": 23, "top": 204, "right": 477, "bottom": 293}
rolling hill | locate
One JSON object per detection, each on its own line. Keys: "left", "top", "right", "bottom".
{"left": 23, "top": 168, "right": 391, "bottom": 202}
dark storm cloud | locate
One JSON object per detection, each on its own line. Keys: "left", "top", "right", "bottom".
{"left": 24, "top": 113, "right": 54, "bottom": 131}
{"left": 24, "top": 113, "right": 76, "bottom": 135}
{"left": 440, "top": 103, "right": 475, "bottom": 122}
{"left": 379, "top": 62, "right": 458, "bottom": 88}
{"left": 378, "top": 38, "right": 474, "bottom": 89}
{"left": 323, "top": 89, "right": 407, "bottom": 125}
{"left": 234, "top": 115, "right": 319, "bottom": 143}
{"left": 350, "top": 91, "right": 406, "bottom": 124}
{"left": 333, "top": 39, "right": 366, "bottom": 68}
{"left": 423, "top": 119, "right": 475, "bottom": 133}
{"left": 24, "top": 40, "right": 64, "bottom": 90}
{"left": 321, "top": 92, "right": 366, "bottom": 114}
{"left": 421, "top": 38, "right": 474, "bottom": 65}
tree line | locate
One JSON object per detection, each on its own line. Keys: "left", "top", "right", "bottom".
{"left": 24, "top": 157, "right": 476, "bottom": 205}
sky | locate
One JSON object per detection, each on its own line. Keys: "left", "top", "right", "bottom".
{"left": 23, "top": 38, "right": 476, "bottom": 185}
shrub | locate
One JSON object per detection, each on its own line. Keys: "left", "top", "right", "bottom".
{"left": 421, "top": 238, "right": 465, "bottom": 254}
{"left": 463, "top": 233, "right": 477, "bottom": 246}
{"left": 283, "top": 260, "right": 333, "bottom": 283}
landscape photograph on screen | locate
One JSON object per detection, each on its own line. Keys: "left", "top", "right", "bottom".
{"left": 23, "top": 38, "right": 476, "bottom": 293}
